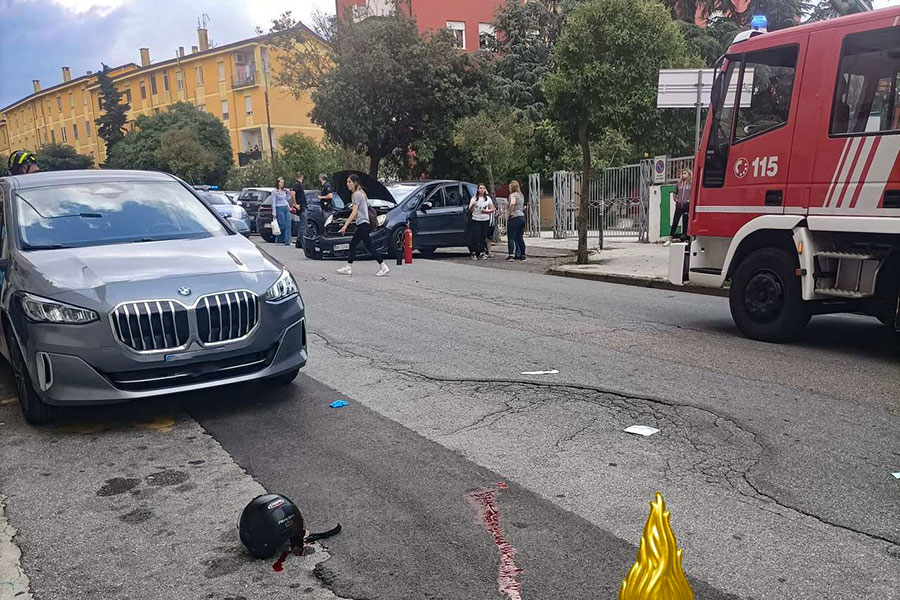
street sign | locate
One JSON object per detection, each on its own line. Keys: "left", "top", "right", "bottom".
{"left": 653, "top": 156, "right": 667, "bottom": 184}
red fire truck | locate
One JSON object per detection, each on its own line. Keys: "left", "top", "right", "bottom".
{"left": 671, "top": 6, "right": 900, "bottom": 342}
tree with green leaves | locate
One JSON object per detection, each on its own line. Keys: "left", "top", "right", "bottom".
{"left": 95, "top": 63, "right": 130, "bottom": 157}
{"left": 35, "top": 143, "right": 94, "bottom": 171}
{"left": 545, "top": 0, "right": 694, "bottom": 262}
{"left": 105, "top": 102, "right": 233, "bottom": 185}
{"left": 265, "top": 8, "right": 486, "bottom": 178}
{"left": 453, "top": 108, "right": 534, "bottom": 200}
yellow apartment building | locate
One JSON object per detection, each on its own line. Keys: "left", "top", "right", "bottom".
{"left": 1, "top": 26, "right": 324, "bottom": 168}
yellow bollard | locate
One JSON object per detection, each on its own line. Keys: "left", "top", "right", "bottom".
{"left": 618, "top": 493, "right": 694, "bottom": 600}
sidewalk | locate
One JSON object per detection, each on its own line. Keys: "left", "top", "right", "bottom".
{"left": 523, "top": 233, "right": 728, "bottom": 297}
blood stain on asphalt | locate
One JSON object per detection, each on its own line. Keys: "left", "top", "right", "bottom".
{"left": 96, "top": 477, "right": 141, "bottom": 496}
{"left": 466, "top": 482, "right": 524, "bottom": 600}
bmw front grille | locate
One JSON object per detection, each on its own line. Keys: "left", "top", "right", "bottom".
{"left": 110, "top": 291, "right": 260, "bottom": 353}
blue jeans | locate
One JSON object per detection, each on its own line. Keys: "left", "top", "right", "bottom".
{"left": 275, "top": 205, "right": 291, "bottom": 245}
{"left": 507, "top": 216, "right": 526, "bottom": 258}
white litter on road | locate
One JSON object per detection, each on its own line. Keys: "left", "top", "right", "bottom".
{"left": 892, "top": 472, "right": 900, "bottom": 480}
{"left": 624, "top": 425, "right": 660, "bottom": 437}
{"left": 520, "top": 370, "right": 559, "bottom": 375}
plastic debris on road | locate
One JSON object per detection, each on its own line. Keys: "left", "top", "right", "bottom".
{"left": 624, "top": 425, "right": 660, "bottom": 437}
{"left": 330, "top": 400, "right": 349, "bottom": 409}
{"left": 892, "top": 472, "right": 900, "bottom": 480}
{"left": 520, "top": 370, "right": 559, "bottom": 375}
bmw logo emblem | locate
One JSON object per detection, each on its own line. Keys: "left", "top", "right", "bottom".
{"left": 178, "top": 287, "right": 192, "bottom": 297}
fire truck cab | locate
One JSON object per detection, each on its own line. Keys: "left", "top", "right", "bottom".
{"left": 673, "top": 7, "right": 900, "bottom": 342}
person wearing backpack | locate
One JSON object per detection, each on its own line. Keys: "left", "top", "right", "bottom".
{"left": 337, "top": 174, "right": 390, "bottom": 277}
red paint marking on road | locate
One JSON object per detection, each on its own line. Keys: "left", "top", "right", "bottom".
{"left": 272, "top": 549, "right": 291, "bottom": 572}
{"left": 466, "top": 482, "right": 523, "bottom": 600}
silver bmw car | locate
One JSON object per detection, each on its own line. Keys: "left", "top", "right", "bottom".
{"left": 0, "top": 170, "right": 307, "bottom": 424}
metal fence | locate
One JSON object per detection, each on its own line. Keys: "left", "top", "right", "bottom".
{"left": 544, "top": 155, "right": 694, "bottom": 246}
{"left": 527, "top": 173, "right": 541, "bottom": 237}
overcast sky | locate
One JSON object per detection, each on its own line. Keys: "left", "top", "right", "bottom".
{"left": 1, "top": 0, "right": 899, "bottom": 109}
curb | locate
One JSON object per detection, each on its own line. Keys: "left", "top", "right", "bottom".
{"left": 546, "top": 267, "right": 729, "bottom": 298}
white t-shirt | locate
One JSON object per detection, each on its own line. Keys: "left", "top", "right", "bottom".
{"left": 469, "top": 196, "right": 493, "bottom": 222}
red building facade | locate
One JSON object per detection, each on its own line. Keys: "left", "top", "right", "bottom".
{"left": 335, "top": 0, "right": 508, "bottom": 52}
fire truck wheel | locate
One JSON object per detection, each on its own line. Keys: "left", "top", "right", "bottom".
{"left": 730, "top": 247, "right": 810, "bottom": 343}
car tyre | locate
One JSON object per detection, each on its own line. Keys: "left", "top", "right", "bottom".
{"left": 303, "top": 223, "right": 321, "bottom": 260}
{"left": 269, "top": 369, "right": 299, "bottom": 385}
{"left": 389, "top": 227, "right": 405, "bottom": 259}
{"left": 6, "top": 330, "right": 57, "bottom": 425}
{"left": 729, "top": 247, "right": 810, "bottom": 343}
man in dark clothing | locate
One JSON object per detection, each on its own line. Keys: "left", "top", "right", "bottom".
{"left": 292, "top": 172, "right": 308, "bottom": 249}
{"left": 318, "top": 173, "right": 333, "bottom": 213}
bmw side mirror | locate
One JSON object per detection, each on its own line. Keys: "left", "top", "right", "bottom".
{"left": 421, "top": 201, "right": 433, "bottom": 212}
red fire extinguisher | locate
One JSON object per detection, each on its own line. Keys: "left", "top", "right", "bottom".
{"left": 404, "top": 227, "right": 413, "bottom": 264}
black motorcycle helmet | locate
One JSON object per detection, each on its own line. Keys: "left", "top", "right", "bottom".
{"left": 239, "top": 493, "right": 305, "bottom": 559}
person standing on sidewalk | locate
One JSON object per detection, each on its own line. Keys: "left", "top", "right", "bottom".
{"left": 468, "top": 184, "right": 494, "bottom": 260}
{"left": 506, "top": 180, "right": 527, "bottom": 261}
{"left": 292, "top": 172, "right": 309, "bottom": 250}
{"left": 664, "top": 169, "right": 692, "bottom": 247}
{"left": 337, "top": 174, "right": 390, "bottom": 277}
{"left": 271, "top": 177, "right": 294, "bottom": 246}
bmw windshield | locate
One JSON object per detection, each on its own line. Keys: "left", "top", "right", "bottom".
{"left": 202, "top": 191, "right": 233, "bottom": 205}
{"left": 15, "top": 181, "right": 230, "bottom": 250}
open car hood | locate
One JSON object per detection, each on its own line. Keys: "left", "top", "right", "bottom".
{"left": 333, "top": 171, "right": 396, "bottom": 209}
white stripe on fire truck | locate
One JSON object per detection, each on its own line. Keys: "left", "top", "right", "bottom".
{"left": 827, "top": 137, "right": 861, "bottom": 207}
{"left": 825, "top": 138, "right": 852, "bottom": 207}
{"left": 854, "top": 134, "right": 900, "bottom": 210}
{"left": 849, "top": 136, "right": 882, "bottom": 209}
{"left": 837, "top": 136, "right": 876, "bottom": 208}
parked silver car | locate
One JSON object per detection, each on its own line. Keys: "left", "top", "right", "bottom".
{"left": 0, "top": 170, "right": 307, "bottom": 424}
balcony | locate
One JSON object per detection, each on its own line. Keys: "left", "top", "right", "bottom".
{"left": 238, "top": 150, "right": 262, "bottom": 166}
{"left": 232, "top": 70, "right": 256, "bottom": 89}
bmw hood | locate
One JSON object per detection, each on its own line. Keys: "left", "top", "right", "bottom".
{"left": 333, "top": 171, "right": 396, "bottom": 205}
{"left": 17, "top": 236, "right": 282, "bottom": 299}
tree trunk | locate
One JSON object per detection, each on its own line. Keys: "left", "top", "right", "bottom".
{"left": 368, "top": 154, "right": 381, "bottom": 179}
{"left": 487, "top": 163, "right": 500, "bottom": 242}
{"left": 577, "top": 124, "right": 592, "bottom": 265}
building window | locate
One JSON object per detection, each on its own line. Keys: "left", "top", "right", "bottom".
{"left": 446, "top": 21, "right": 465, "bottom": 50}
{"left": 150, "top": 75, "right": 158, "bottom": 96}
{"left": 176, "top": 70, "right": 184, "bottom": 91}
{"left": 86, "top": 120, "right": 92, "bottom": 137}
{"left": 124, "top": 89, "right": 132, "bottom": 105}
{"left": 479, "top": 24, "right": 496, "bottom": 50}
{"left": 82, "top": 89, "right": 88, "bottom": 105}
{"left": 61, "top": 125, "right": 67, "bottom": 143}
{"left": 221, "top": 99, "right": 229, "bottom": 120}
{"left": 73, "top": 123, "right": 79, "bottom": 140}
{"left": 57, "top": 96, "right": 62, "bottom": 111}
{"left": 196, "top": 65, "right": 204, "bottom": 85}
{"left": 218, "top": 61, "right": 226, "bottom": 82}
{"left": 140, "top": 80, "right": 146, "bottom": 100}
{"left": 99, "top": 95, "right": 103, "bottom": 111}
{"left": 162, "top": 69, "right": 170, "bottom": 92}
{"left": 50, "top": 129, "right": 56, "bottom": 144}
{"left": 244, "top": 95, "right": 253, "bottom": 116}
{"left": 69, "top": 92, "right": 74, "bottom": 109}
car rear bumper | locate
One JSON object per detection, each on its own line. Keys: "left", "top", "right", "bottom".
{"left": 29, "top": 317, "right": 307, "bottom": 406}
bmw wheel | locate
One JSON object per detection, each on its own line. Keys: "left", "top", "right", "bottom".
{"left": 6, "top": 330, "right": 57, "bottom": 425}
{"left": 303, "top": 222, "right": 321, "bottom": 259}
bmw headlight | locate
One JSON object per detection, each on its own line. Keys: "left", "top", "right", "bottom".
{"left": 377, "top": 214, "right": 387, "bottom": 227}
{"left": 21, "top": 293, "right": 98, "bottom": 324}
{"left": 325, "top": 215, "right": 333, "bottom": 227}
{"left": 264, "top": 269, "right": 299, "bottom": 302}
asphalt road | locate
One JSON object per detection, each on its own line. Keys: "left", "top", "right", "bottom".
{"left": 0, "top": 240, "right": 897, "bottom": 600}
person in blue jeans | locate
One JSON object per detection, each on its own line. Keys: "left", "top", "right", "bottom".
{"left": 271, "top": 177, "right": 294, "bottom": 246}
{"left": 506, "top": 180, "right": 527, "bottom": 261}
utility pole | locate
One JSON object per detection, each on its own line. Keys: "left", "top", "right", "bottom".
{"left": 261, "top": 49, "right": 275, "bottom": 163}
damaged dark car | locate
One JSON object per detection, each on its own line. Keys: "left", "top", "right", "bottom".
{"left": 310, "top": 171, "right": 476, "bottom": 260}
